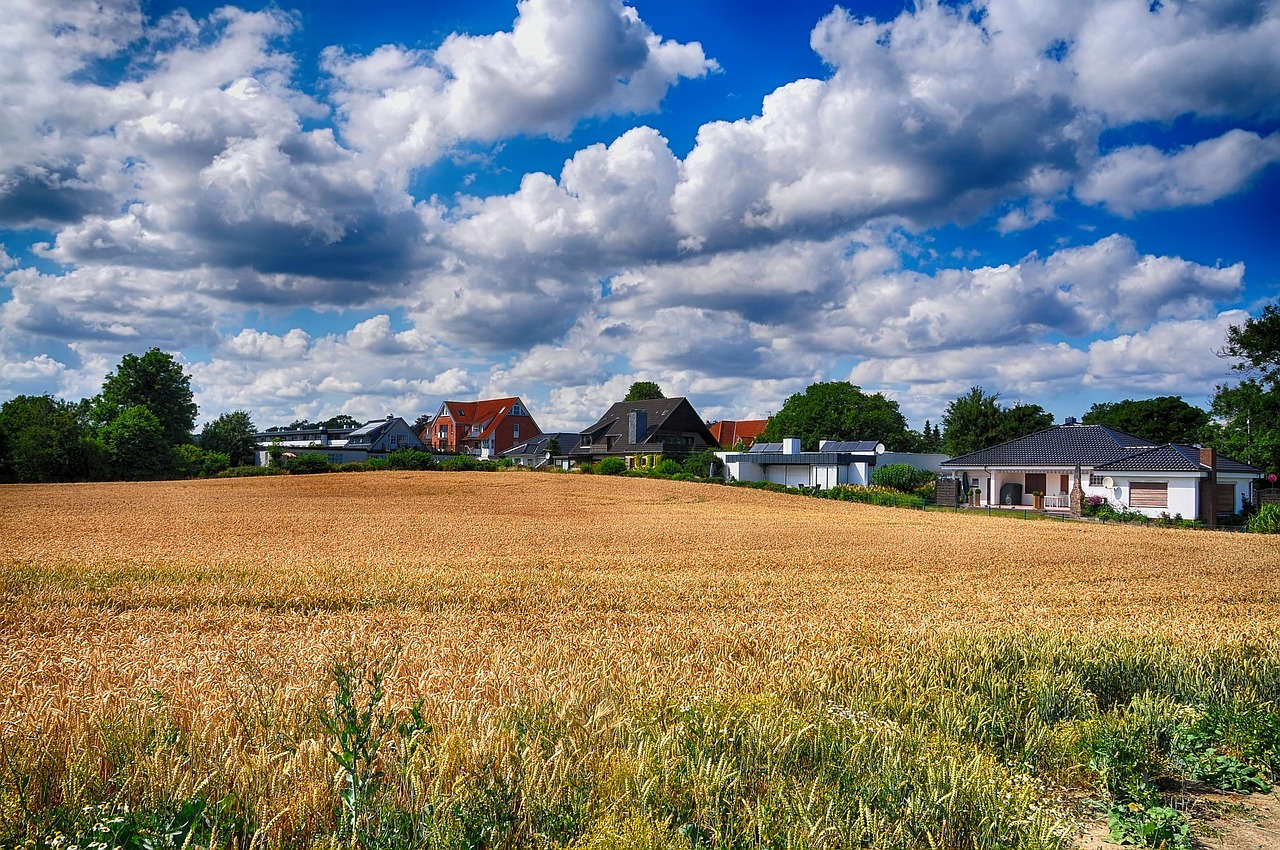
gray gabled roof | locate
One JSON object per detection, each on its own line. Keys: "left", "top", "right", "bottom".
{"left": 942, "top": 424, "right": 1154, "bottom": 468}
{"left": 501, "top": 432, "right": 581, "bottom": 457}
{"left": 570, "top": 397, "right": 718, "bottom": 455}
{"left": 1096, "top": 443, "right": 1262, "bottom": 475}
{"left": 943, "top": 423, "right": 1261, "bottom": 475}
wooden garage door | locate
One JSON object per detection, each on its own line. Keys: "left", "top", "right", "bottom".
{"left": 1215, "top": 483, "right": 1236, "bottom": 513}
{"left": 1129, "top": 482, "right": 1168, "bottom": 508}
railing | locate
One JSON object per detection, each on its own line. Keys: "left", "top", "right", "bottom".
{"left": 1044, "top": 494, "right": 1070, "bottom": 508}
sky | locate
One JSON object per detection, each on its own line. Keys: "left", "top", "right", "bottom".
{"left": 1, "top": 0, "right": 1278, "bottom": 433}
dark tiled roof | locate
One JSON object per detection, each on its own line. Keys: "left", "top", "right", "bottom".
{"left": 942, "top": 424, "right": 1154, "bottom": 468}
{"left": 501, "top": 432, "right": 581, "bottom": 457}
{"left": 1095, "top": 444, "right": 1200, "bottom": 472}
{"left": 570, "top": 397, "right": 717, "bottom": 455}
{"left": 943, "top": 424, "right": 1261, "bottom": 475}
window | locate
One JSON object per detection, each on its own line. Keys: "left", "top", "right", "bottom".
{"left": 1089, "top": 473, "right": 1107, "bottom": 486}
{"left": 511, "top": 403, "right": 523, "bottom": 416}
{"left": 513, "top": 423, "right": 520, "bottom": 440}
{"left": 1129, "top": 482, "right": 1168, "bottom": 508}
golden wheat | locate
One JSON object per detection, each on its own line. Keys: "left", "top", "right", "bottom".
{"left": 1, "top": 472, "right": 1277, "bottom": 844}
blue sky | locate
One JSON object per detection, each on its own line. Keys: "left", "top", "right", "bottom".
{"left": 1, "top": 0, "right": 1277, "bottom": 432}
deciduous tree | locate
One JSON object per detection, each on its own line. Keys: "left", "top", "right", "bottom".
{"left": 0, "top": 394, "right": 93, "bottom": 482}
{"left": 624, "top": 381, "right": 665, "bottom": 401}
{"left": 95, "top": 349, "right": 197, "bottom": 448}
{"left": 200, "top": 410, "right": 258, "bottom": 467}
{"left": 758, "top": 382, "right": 912, "bottom": 451}
{"left": 1081, "top": 397, "right": 1209, "bottom": 445}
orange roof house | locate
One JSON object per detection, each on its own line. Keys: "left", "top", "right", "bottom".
{"left": 708, "top": 418, "right": 769, "bottom": 449}
{"left": 427, "top": 397, "right": 542, "bottom": 457}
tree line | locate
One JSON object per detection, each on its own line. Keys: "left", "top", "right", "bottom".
{"left": 2, "top": 305, "right": 1278, "bottom": 483}
{"left": 0, "top": 349, "right": 256, "bottom": 483}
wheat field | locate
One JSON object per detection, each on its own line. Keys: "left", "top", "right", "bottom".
{"left": 2, "top": 472, "right": 1278, "bottom": 848}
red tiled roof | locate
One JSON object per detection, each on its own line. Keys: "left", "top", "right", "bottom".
{"left": 709, "top": 419, "right": 769, "bottom": 447}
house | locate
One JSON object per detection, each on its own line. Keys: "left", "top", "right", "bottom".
{"left": 500, "top": 432, "right": 582, "bottom": 469}
{"left": 720, "top": 438, "right": 886, "bottom": 489}
{"left": 568, "top": 397, "right": 719, "bottom": 469}
{"left": 254, "top": 417, "right": 422, "bottom": 465}
{"left": 707, "top": 418, "right": 770, "bottom": 449}
{"left": 941, "top": 420, "right": 1260, "bottom": 523}
{"left": 428, "top": 397, "right": 542, "bottom": 457}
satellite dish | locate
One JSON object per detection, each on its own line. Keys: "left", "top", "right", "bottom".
{"left": 875, "top": 443, "right": 886, "bottom": 454}
{"left": 1102, "top": 476, "right": 1115, "bottom": 488}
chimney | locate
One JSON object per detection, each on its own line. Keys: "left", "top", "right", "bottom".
{"left": 628, "top": 409, "right": 647, "bottom": 445}
{"left": 1064, "top": 416, "right": 1077, "bottom": 426}
{"left": 1200, "top": 446, "right": 1217, "bottom": 480}
{"left": 782, "top": 437, "right": 802, "bottom": 455}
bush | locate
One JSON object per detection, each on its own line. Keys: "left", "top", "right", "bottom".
{"left": 439, "top": 455, "right": 477, "bottom": 472}
{"left": 288, "top": 453, "right": 333, "bottom": 474}
{"left": 870, "top": 463, "right": 935, "bottom": 493}
{"left": 216, "top": 465, "right": 288, "bottom": 477}
{"left": 596, "top": 457, "right": 627, "bottom": 476}
{"left": 654, "top": 459, "right": 682, "bottom": 476}
{"left": 682, "top": 448, "right": 724, "bottom": 478}
{"left": 1247, "top": 504, "right": 1280, "bottom": 534}
{"left": 387, "top": 449, "right": 437, "bottom": 471}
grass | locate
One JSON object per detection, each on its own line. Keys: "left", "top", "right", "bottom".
{"left": 1, "top": 473, "right": 1278, "bottom": 848}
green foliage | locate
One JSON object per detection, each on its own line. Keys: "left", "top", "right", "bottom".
{"left": 171, "top": 443, "right": 230, "bottom": 478}
{"left": 215, "top": 464, "right": 287, "bottom": 477}
{"left": 1106, "top": 803, "right": 1191, "bottom": 849}
{"left": 199, "top": 410, "right": 257, "bottom": 467}
{"left": 681, "top": 447, "right": 723, "bottom": 478}
{"left": 0, "top": 394, "right": 94, "bottom": 483}
{"left": 870, "top": 462, "right": 935, "bottom": 492}
{"left": 387, "top": 448, "right": 437, "bottom": 471}
{"left": 94, "top": 349, "right": 197, "bottom": 448}
{"left": 99, "top": 404, "right": 168, "bottom": 480}
{"left": 757, "top": 381, "right": 913, "bottom": 451}
{"left": 1248, "top": 504, "right": 1280, "bottom": 534}
{"left": 623, "top": 381, "right": 665, "bottom": 401}
{"left": 653, "top": 458, "right": 682, "bottom": 475}
{"left": 596, "top": 457, "right": 627, "bottom": 475}
{"left": 319, "top": 645, "right": 399, "bottom": 841}
{"left": 942, "top": 387, "right": 1054, "bottom": 457}
{"left": 1219, "top": 302, "right": 1280, "bottom": 386}
{"left": 288, "top": 452, "right": 333, "bottom": 474}
{"left": 1082, "top": 397, "right": 1210, "bottom": 445}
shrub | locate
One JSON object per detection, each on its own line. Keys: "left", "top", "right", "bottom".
{"left": 216, "top": 465, "right": 287, "bottom": 477}
{"left": 596, "top": 457, "right": 627, "bottom": 476}
{"left": 439, "top": 455, "right": 477, "bottom": 472}
{"left": 1247, "top": 504, "right": 1280, "bottom": 534}
{"left": 870, "top": 463, "right": 935, "bottom": 493}
{"left": 288, "top": 453, "right": 333, "bottom": 474}
{"left": 387, "top": 449, "right": 437, "bottom": 471}
{"left": 682, "top": 448, "right": 724, "bottom": 478}
{"left": 654, "top": 459, "right": 682, "bottom": 476}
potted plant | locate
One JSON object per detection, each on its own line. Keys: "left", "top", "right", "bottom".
{"left": 1032, "top": 491, "right": 1044, "bottom": 510}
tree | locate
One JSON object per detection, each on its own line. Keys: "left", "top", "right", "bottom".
{"left": 941, "top": 387, "right": 1005, "bottom": 457}
{"left": 941, "top": 388, "right": 1053, "bottom": 457}
{"left": 95, "top": 349, "right": 197, "bottom": 448}
{"left": 996, "top": 403, "right": 1055, "bottom": 445}
{"left": 100, "top": 404, "right": 168, "bottom": 480}
{"left": 324, "top": 414, "right": 361, "bottom": 429}
{"left": 0, "top": 394, "right": 93, "bottom": 483}
{"left": 412, "top": 413, "right": 431, "bottom": 434}
{"left": 1219, "top": 302, "right": 1280, "bottom": 386}
{"left": 1081, "top": 397, "right": 1209, "bottom": 445}
{"left": 200, "top": 410, "right": 258, "bottom": 467}
{"left": 757, "top": 382, "right": 913, "bottom": 451}
{"left": 624, "top": 381, "right": 665, "bottom": 401}
{"left": 1211, "top": 304, "right": 1280, "bottom": 475}
{"left": 1208, "top": 379, "right": 1280, "bottom": 474}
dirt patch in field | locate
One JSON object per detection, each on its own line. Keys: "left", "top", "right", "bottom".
{"left": 1074, "top": 791, "right": 1280, "bottom": 850}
